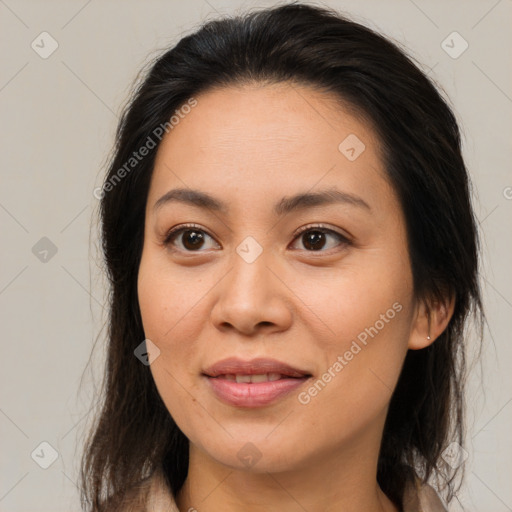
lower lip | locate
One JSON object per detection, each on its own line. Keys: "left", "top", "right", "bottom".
{"left": 204, "top": 375, "right": 310, "bottom": 407}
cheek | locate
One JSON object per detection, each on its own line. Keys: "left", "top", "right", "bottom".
{"left": 293, "top": 254, "right": 413, "bottom": 417}
{"left": 137, "top": 251, "right": 207, "bottom": 349}
{"left": 295, "top": 302, "right": 412, "bottom": 444}
{"left": 137, "top": 252, "right": 214, "bottom": 407}
{"left": 296, "top": 256, "right": 412, "bottom": 349}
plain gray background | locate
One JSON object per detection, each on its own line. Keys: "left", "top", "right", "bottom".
{"left": 0, "top": 0, "right": 511, "bottom": 510}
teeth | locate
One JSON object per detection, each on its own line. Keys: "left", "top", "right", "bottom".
{"left": 251, "top": 373, "right": 270, "bottom": 383}
{"left": 220, "top": 373, "right": 284, "bottom": 383}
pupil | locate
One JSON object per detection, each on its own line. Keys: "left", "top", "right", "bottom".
{"left": 304, "top": 231, "right": 325, "bottom": 250}
{"left": 184, "top": 230, "right": 204, "bottom": 250}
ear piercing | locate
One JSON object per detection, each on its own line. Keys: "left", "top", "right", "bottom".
{"left": 427, "top": 335, "right": 431, "bottom": 340}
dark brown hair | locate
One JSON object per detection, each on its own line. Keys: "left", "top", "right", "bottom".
{"left": 81, "top": 2, "right": 483, "bottom": 509}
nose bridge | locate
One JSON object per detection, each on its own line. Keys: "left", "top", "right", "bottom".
{"left": 211, "top": 238, "right": 292, "bottom": 334}
{"left": 226, "top": 238, "right": 273, "bottom": 306}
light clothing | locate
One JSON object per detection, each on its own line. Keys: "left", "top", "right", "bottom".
{"left": 116, "top": 469, "right": 448, "bottom": 512}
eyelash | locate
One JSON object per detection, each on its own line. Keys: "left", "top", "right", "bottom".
{"left": 163, "top": 223, "right": 351, "bottom": 254}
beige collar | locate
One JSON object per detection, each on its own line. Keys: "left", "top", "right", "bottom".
{"left": 402, "top": 477, "right": 448, "bottom": 512}
{"left": 137, "top": 470, "right": 448, "bottom": 512}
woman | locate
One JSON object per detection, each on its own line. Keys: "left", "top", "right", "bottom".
{"left": 81, "top": 3, "right": 482, "bottom": 511}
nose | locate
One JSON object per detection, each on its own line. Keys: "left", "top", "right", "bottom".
{"left": 210, "top": 249, "right": 293, "bottom": 336}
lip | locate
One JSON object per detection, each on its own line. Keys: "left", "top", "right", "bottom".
{"left": 202, "top": 357, "right": 312, "bottom": 408}
{"left": 203, "top": 357, "right": 310, "bottom": 378}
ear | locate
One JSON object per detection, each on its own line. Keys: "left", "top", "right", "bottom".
{"left": 408, "top": 292, "right": 455, "bottom": 350}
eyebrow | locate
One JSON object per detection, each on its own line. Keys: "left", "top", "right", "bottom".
{"left": 153, "top": 187, "right": 371, "bottom": 216}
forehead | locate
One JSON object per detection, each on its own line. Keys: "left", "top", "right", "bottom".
{"left": 149, "top": 82, "right": 394, "bottom": 215}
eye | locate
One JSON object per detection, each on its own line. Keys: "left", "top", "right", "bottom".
{"left": 163, "top": 224, "right": 219, "bottom": 252}
{"left": 163, "top": 223, "right": 350, "bottom": 254}
{"left": 290, "top": 224, "right": 350, "bottom": 252}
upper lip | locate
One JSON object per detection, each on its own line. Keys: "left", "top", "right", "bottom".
{"left": 202, "top": 357, "right": 311, "bottom": 378}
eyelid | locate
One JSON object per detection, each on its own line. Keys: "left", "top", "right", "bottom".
{"left": 291, "top": 223, "right": 351, "bottom": 242}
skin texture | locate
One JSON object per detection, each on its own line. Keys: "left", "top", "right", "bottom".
{"left": 137, "top": 82, "right": 453, "bottom": 512}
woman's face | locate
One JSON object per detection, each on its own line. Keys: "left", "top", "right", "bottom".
{"left": 138, "top": 82, "right": 420, "bottom": 473}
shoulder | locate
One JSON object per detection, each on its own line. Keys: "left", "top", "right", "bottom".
{"left": 104, "top": 470, "right": 179, "bottom": 512}
{"left": 143, "top": 469, "right": 180, "bottom": 512}
{"left": 402, "top": 477, "right": 448, "bottom": 512}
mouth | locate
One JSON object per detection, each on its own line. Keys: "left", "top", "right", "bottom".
{"left": 202, "top": 357, "right": 312, "bottom": 407}
{"left": 203, "top": 357, "right": 310, "bottom": 378}
{"left": 209, "top": 372, "right": 302, "bottom": 383}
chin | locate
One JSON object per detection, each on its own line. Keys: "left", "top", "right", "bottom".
{"left": 194, "top": 433, "right": 310, "bottom": 474}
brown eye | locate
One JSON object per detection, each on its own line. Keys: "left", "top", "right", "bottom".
{"left": 291, "top": 226, "right": 350, "bottom": 252}
{"left": 164, "top": 225, "right": 219, "bottom": 252}
{"left": 301, "top": 230, "right": 327, "bottom": 251}
{"left": 178, "top": 229, "right": 205, "bottom": 250}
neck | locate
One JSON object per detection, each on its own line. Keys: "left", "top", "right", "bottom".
{"left": 175, "top": 433, "right": 399, "bottom": 512}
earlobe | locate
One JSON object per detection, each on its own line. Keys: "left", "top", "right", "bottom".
{"left": 408, "top": 293, "right": 455, "bottom": 350}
